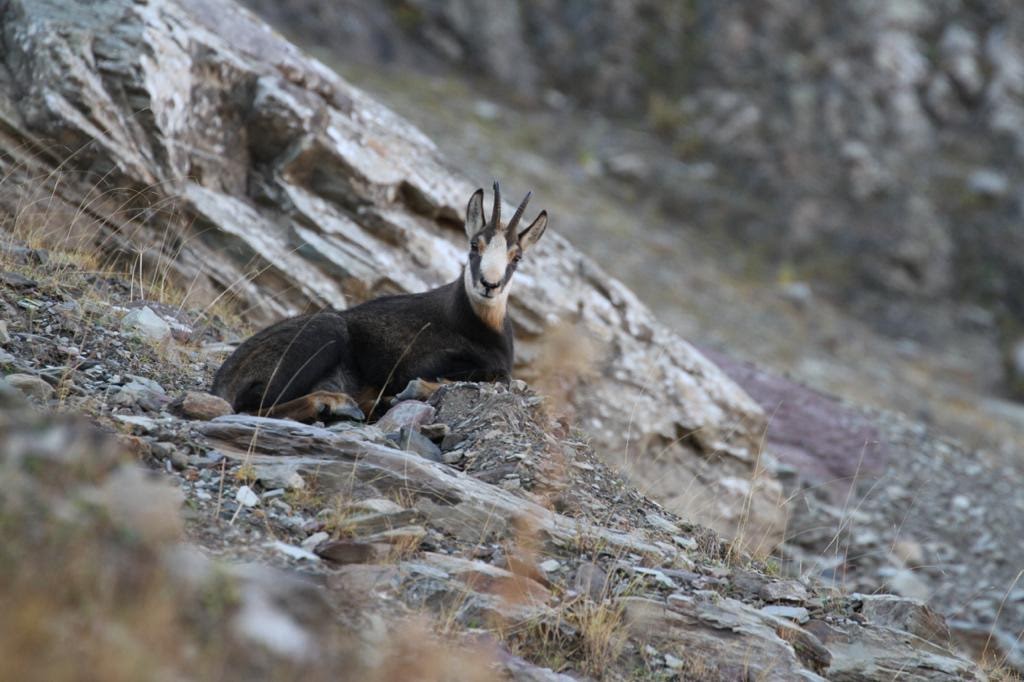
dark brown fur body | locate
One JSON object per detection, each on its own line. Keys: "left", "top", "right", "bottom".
{"left": 212, "top": 276, "right": 513, "bottom": 415}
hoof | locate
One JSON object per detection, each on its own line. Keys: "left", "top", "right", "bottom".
{"left": 331, "top": 402, "right": 365, "bottom": 422}
{"left": 394, "top": 378, "right": 437, "bottom": 403}
{"left": 313, "top": 392, "right": 365, "bottom": 422}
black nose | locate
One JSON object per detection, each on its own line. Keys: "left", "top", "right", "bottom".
{"left": 480, "top": 276, "right": 500, "bottom": 291}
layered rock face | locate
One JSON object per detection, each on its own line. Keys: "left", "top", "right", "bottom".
{"left": 243, "top": 0, "right": 1024, "bottom": 349}
{"left": 0, "top": 0, "right": 782, "bottom": 546}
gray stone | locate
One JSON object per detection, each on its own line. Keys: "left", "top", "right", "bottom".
{"left": 236, "top": 485, "right": 260, "bottom": 507}
{"left": 343, "top": 498, "right": 405, "bottom": 515}
{"left": 151, "top": 442, "right": 190, "bottom": 470}
{"left": 0, "top": 376, "right": 27, "bottom": 409}
{"left": 109, "top": 375, "right": 168, "bottom": 412}
{"left": 0, "top": 271, "right": 37, "bottom": 290}
{"left": 265, "top": 541, "right": 319, "bottom": 562}
{"left": 301, "top": 531, "right": 330, "bottom": 552}
{"left": 760, "top": 580, "right": 810, "bottom": 604}
{"left": 967, "top": 169, "right": 1009, "bottom": 198}
{"left": 441, "top": 448, "right": 466, "bottom": 465}
{"left": 644, "top": 512, "right": 679, "bottom": 533}
{"left": 633, "top": 567, "right": 676, "bottom": 589}
{"left": 174, "top": 391, "right": 234, "bottom": 420}
{"left": 4, "top": 373, "right": 53, "bottom": 401}
{"left": 672, "top": 535, "right": 698, "bottom": 550}
{"left": 125, "top": 375, "right": 166, "bottom": 395}
{"left": 779, "top": 281, "right": 813, "bottom": 306}
{"left": 388, "top": 426, "right": 442, "bottom": 462}
{"left": 812, "top": 618, "right": 982, "bottom": 681}
{"left": 0, "top": 244, "right": 47, "bottom": 265}
{"left": 879, "top": 568, "right": 932, "bottom": 602}
{"left": 0, "top": 320, "right": 9, "bottom": 344}
{"left": 120, "top": 306, "right": 172, "bottom": 343}
{"left": 852, "top": 594, "right": 951, "bottom": 645}
{"left": 573, "top": 562, "right": 608, "bottom": 602}
{"left": 255, "top": 464, "right": 306, "bottom": 491}
{"left": 759, "top": 605, "right": 810, "bottom": 624}
{"left": 114, "top": 414, "right": 161, "bottom": 434}
{"left": 621, "top": 595, "right": 830, "bottom": 679}
{"left": 499, "top": 651, "right": 579, "bottom": 682}
{"left": 440, "top": 432, "right": 467, "bottom": 451}
{"left": 376, "top": 401, "right": 436, "bottom": 433}
{"left": 538, "top": 559, "right": 561, "bottom": 573}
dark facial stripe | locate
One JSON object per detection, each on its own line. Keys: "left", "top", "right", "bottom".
{"left": 466, "top": 235, "right": 520, "bottom": 290}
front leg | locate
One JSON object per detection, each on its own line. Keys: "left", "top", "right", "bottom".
{"left": 392, "top": 367, "right": 512, "bottom": 404}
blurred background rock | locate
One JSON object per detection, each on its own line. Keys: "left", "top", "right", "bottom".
{"left": 242, "top": 0, "right": 1024, "bottom": 453}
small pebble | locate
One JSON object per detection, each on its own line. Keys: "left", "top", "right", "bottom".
{"left": 236, "top": 485, "right": 260, "bottom": 507}
{"left": 301, "top": 531, "right": 330, "bottom": 551}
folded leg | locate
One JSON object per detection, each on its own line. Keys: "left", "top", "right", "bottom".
{"left": 258, "top": 390, "right": 364, "bottom": 423}
{"left": 393, "top": 378, "right": 452, "bottom": 403}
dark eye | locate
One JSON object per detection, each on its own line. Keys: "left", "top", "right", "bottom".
{"left": 470, "top": 239, "right": 480, "bottom": 253}
{"left": 512, "top": 253, "right": 522, "bottom": 263}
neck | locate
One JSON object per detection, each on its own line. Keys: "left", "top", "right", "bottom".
{"left": 460, "top": 266, "right": 508, "bottom": 333}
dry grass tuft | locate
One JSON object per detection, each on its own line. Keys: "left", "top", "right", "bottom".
{"left": 981, "top": 654, "right": 1024, "bottom": 682}
{"left": 0, "top": 159, "right": 249, "bottom": 338}
{"left": 505, "top": 596, "right": 628, "bottom": 678}
{"left": 362, "top": 617, "right": 501, "bottom": 682}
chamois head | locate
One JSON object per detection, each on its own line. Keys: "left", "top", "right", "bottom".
{"left": 462, "top": 182, "right": 547, "bottom": 318}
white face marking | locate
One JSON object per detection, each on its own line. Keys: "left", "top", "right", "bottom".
{"left": 464, "top": 262, "right": 509, "bottom": 331}
{"left": 479, "top": 234, "right": 508, "bottom": 286}
{"left": 464, "top": 233, "right": 514, "bottom": 318}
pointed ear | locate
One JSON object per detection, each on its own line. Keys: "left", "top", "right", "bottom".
{"left": 517, "top": 211, "right": 547, "bottom": 252}
{"left": 465, "top": 188, "right": 485, "bottom": 239}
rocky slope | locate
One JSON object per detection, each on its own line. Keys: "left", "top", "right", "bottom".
{"left": 227, "top": 2, "right": 1024, "bottom": 668}
{"left": 0, "top": 252, "right": 989, "bottom": 679}
{"left": 0, "top": 0, "right": 785, "bottom": 549}
{"left": 704, "top": 350, "right": 1024, "bottom": 672}
{"left": 0, "top": 0, "right": 1015, "bottom": 678}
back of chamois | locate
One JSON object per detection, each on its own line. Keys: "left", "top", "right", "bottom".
{"left": 211, "top": 183, "right": 548, "bottom": 422}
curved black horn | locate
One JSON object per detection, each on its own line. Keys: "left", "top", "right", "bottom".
{"left": 490, "top": 180, "right": 501, "bottom": 230}
{"left": 506, "top": 191, "right": 532, "bottom": 237}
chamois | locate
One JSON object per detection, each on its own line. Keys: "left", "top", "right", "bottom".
{"left": 211, "top": 183, "right": 547, "bottom": 423}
